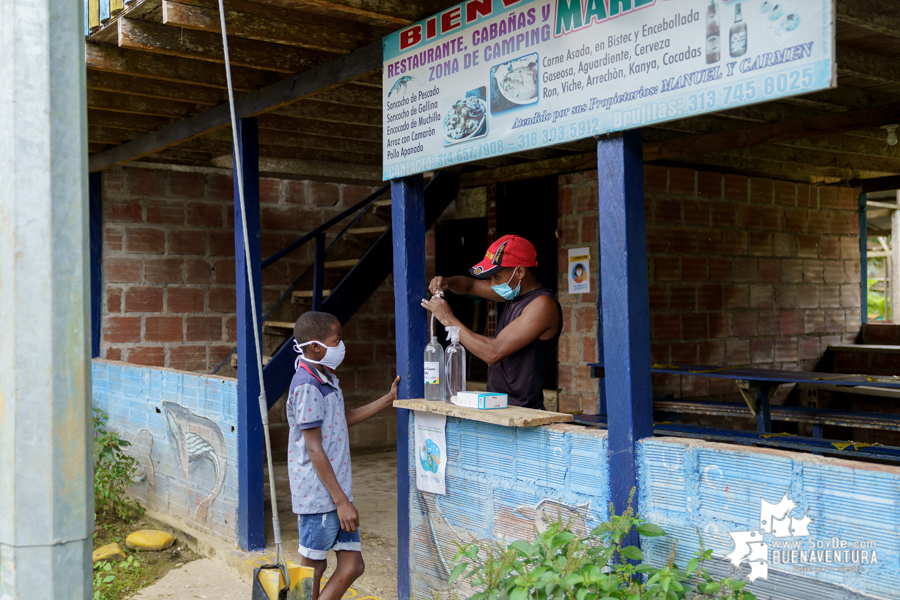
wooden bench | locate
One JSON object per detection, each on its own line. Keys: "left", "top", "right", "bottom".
{"left": 574, "top": 414, "right": 900, "bottom": 464}
{"left": 588, "top": 362, "right": 900, "bottom": 435}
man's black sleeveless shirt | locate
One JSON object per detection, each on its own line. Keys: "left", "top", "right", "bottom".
{"left": 486, "top": 287, "right": 563, "bottom": 410}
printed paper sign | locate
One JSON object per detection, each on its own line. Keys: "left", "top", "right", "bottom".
{"left": 568, "top": 247, "right": 590, "bottom": 294}
{"left": 414, "top": 411, "right": 447, "bottom": 495}
{"left": 382, "top": 0, "right": 835, "bottom": 179}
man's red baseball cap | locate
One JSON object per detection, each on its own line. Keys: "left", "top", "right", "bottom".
{"left": 469, "top": 234, "right": 538, "bottom": 279}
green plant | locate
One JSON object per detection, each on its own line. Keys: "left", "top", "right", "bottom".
{"left": 93, "top": 555, "right": 142, "bottom": 600}
{"left": 867, "top": 278, "right": 888, "bottom": 321}
{"left": 450, "top": 490, "right": 754, "bottom": 600}
{"left": 93, "top": 408, "right": 144, "bottom": 521}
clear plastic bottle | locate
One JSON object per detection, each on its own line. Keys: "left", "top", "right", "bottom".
{"left": 424, "top": 332, "right": 445, "bottom": 402}
{"left": 445, "top": 326, "right": 466, "bottom": 403}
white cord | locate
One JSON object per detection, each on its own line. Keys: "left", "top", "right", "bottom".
{"left": 215, "top": 1, "right": 288, "bottom": 589}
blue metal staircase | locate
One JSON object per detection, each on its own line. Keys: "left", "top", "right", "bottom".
{"left": 215, "top": 172, "right": 459, "bottom": 406}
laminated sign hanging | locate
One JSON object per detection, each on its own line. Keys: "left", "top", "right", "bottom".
{"left": 414, "top": 411, "right": 447, "bottom": 494}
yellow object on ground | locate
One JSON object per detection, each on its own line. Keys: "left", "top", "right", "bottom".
{"left": 92, "top": 542, "right": 126, "bottom": 563}
{"left": 125, "top": 530, "right": 176, "bottom": 551}
{"left": 257, "top": 562, "right": 315, "bottom": 600}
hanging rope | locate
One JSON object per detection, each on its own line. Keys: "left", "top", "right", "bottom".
{"left": 214, "top": 1, "right": 290, "bottom": 592}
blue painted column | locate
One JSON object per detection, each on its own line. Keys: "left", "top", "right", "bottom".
{"left": 859, "top": 192, "right": 867, "bottom": 325}
{"left": 234, "top": 117, "right": 265, "bottom": 551}
{"left": 90, "top": 172, "right": 102, "bottom": 358}
{"left": 597, "top": 131, "right": 654, "bottom": 525}
{"left": 390, "top": 174, "right": 426, "bottom": 600}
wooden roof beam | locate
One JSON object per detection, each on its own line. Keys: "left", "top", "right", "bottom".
{"left": 836, "top": 46, "right": 900, "bottom": 86}
{"left": 87, "top": 69, "right": 226, "bottom": 105}
{"left": 88, "top": 40, "right": 380, "bottom": 171}
{"left": 161, "top": 0, "right": 370, "bottom": 53}
{"left": 211, "top": 154, "right": 383, "bottom": 183}
{"left": 836, "top": 0, "right": 900, "bottom": 39}
{"left": 87, "top": 89, "right": 207, "bottom": 118}
{"left": 257, "top": 113, "right": 380, "bottom": 142}
{"left": 242, "top": 0, "right": 449, "bottom": 26}
{"left": 86, "top": 42, "right": 277, "bottom": 91}
{"left": 117, "top": 18, "right": 338, "bottom": 74}
{"left": 205, "top": 127, "right": 380, "bottom": 154}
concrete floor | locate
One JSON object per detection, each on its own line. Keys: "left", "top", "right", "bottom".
{"left": 131, "top": 559, "right": 251, "bottom": 599}
{"left": 264, "top": 451, "right": 400, "bottom": 599}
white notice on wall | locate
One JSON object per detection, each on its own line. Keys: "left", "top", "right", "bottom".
{"left": 567, "top": 247, "right": 590, "bottom": 294}
{"left": 414, "top": 411, "right": 447, "bottom": 495}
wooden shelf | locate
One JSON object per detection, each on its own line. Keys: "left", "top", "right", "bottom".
{"left": 393, "top": 399, "right": 572, "bottom": 428}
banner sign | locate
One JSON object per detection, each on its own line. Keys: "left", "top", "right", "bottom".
{"left": 414, "top": 411, "right": 447, "bottom": 495}
{"left": 382, "top": 0, "right": 835, "bottom": 180}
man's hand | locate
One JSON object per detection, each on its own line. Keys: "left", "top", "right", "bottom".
{"left": 429, "top": 276, "right": 449, "bottom": 297}
{"left": 421, "top": 296, "right": 455, "bottom": 326}
{"left": 336, "top": 498, "right": 360, "bottom": 533}
{"left": 387, "top": 375, "right": 400, "bottom": 402}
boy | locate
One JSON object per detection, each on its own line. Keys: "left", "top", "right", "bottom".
{"left": 286, "top": 311, "right": 399, "bottom": 600}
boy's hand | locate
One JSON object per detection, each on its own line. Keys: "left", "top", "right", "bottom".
{"left": 388, "top": 376, "right": 400, "bottom": 402}
{"left": 336, "top": 498, "right": 359, "bottom": 533}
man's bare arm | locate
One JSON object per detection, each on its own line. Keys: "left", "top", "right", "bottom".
{"left": 429, "top": 275, "right": 504, "bottom": 302}
{"left": 421, "top": 294, "right": 559, "bottom": 366}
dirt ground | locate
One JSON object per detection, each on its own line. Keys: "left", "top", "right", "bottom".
{"left": 265, "top": 451, "right": 400, "bottom": 599}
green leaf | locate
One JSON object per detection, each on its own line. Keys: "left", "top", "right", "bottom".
{"left": 635, "top": 523, "right": 666, "bottom": 537}
{"left": 705, "top": 582, "right": 721, "bottom": 594}
{"left": 465, "top": 545, "right": 479, "bottom": 559}
{"left": 576, "top": 588, "right": 589, "bottom": 600}
{"left": 635, "top": 564, "right": 656, "bottom": 573}
{"left": 102, "top": 575, "right": 115, "bottom": 584}
{"left": 103, "top": 563, "right": 112, "bottom": 572}
{"left": 509, "top": 540, "right": 534, "bottom": 557}
{"left": 685, "top": 557, "right": 699, "bottom": 575}
{"left": 620, "top": 546, "right": 643, "bottom": 561}
{"left": 510, "top": 587, "right": 527, "bottom": 600}
{"left": 448, "top": 562, "right": 468, "bottom": 584}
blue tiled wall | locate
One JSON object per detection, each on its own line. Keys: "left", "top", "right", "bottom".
{"left": 408, "top": 414, "right": 610, "bottom": 600}
{"left": 92, "top": 360, "right": 240, "bottom": 541}
{"left": 639, "top": 438, "right": 900, "bottom": 600}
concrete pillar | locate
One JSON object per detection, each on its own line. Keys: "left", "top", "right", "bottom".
{"left": 0, "top": 0, "right": 92, "bottom": 596}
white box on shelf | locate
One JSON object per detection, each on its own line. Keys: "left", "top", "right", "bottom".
{"left": 451, "top": 391, "right": 508, "bottom": 410}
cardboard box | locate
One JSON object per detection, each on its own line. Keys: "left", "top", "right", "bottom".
{"left": 451, "top": 391, "right": 508, "bottom": 409}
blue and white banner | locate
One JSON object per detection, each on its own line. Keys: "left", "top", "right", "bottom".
{"left": 382, "top": 0, "right": 835, "bottom": 180}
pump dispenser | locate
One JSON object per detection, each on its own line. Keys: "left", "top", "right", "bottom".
{"left": 445, "top": 326, "right": 466, "bottom": 403}
{"left": 424, "top": 320, "right": 445, "bottom": 402}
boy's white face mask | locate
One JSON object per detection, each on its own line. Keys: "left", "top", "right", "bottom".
{"left": 294, "top": 339, "right": 346, "bottom": 371}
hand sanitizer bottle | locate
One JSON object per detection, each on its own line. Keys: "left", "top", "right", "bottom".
{"left": 424, "top": 332, "right": 445, "bottom": 402}
{"left": 445, "top": 326, "right": 466, "bottom": 404}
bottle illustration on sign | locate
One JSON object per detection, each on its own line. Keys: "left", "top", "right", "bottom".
{"left": 706, "top": 0, "right": 720, "bottom": 64}
{"left": 730, "top": 3, "right": 748, "bottom": 58}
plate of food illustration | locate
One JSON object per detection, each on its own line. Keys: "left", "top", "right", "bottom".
{"left": 442, "top": 90, "right": 487, "bottom": 145}
{"left": 494, "top": 54, "right": 539, "bottom": 106}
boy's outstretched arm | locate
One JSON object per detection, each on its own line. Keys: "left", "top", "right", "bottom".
{"left": 302, "top": 427, "right": 359, "bottom": 533}
{"left": 346, "top": 375, "right": 400, "bottom": 427}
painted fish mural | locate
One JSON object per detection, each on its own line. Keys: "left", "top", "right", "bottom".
{"left": 163, "top": 401, "right": 227, "bottom": 521}
{"left": 127, "top": 428, "right": 156, "bottom": 488}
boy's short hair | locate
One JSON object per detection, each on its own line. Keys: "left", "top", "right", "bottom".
{"left": 294, "top": 311, "right": 339, "bottom": 344}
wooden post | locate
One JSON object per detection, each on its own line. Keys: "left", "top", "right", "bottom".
{"left": 597, "top": 131, "right": 653, "bottom": 525}
{"left": 90, "top": 172, "right": 103, "bottom": 358}
{"left": 234, "top": 117, "right": 265, "bottom": 551}
{"left": 390, "top": 174, "right": 426, "bottom": 600}
{"left": 859, "top": 192, "right": 868, "bottom": 325}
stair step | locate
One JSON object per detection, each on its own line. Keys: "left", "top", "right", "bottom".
{"left": 291, "top": 289, "right": 332, "bottom": 305}
{"left": 348, "top": 225, "right": 389, "bottom": 236}
{"left": 325, "top": 259, "right": 359, "bottom": 269}
{"left": 263, "top": 320, "right": 295, "bottom": 332}
{"left": 230, "top": 354, "right": 272, "bottom": 368}
{"left": 373, "top": 199, "right": 392, "bottom": 208}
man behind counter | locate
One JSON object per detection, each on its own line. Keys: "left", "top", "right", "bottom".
{"left": 421, "top": 234, "right": 562, "bottom": 410}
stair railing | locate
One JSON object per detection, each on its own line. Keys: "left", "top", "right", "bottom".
{"left": 212, "top": 182, "right": 390, "bottom": 373}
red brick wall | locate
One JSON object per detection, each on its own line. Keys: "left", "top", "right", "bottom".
{"left": 557, "top": 167, "right": 861, "bottom": 414}
{"left": 100, "top": 164, "right": 402, "bottom": 451}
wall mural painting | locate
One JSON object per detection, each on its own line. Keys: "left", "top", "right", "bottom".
{"left": 163, "top": 401, "right": 227, "bottom": 521}
{"left": 127, "top": 428, "right": 156, "bottom": 488}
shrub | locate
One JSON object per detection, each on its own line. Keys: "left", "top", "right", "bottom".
{"left": 93, "top": 408, "right": 144, "bottom": 521}
{"left": 450, "top": 490, "right": 754, "bottom": 600}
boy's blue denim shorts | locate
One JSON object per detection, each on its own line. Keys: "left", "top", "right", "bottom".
{"left": 297, "top": 511, "right": 361, "bottom": 560}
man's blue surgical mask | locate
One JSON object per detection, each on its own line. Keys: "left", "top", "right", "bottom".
{"left": 492, "top": 267, "right": 522, "bottom": 300}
